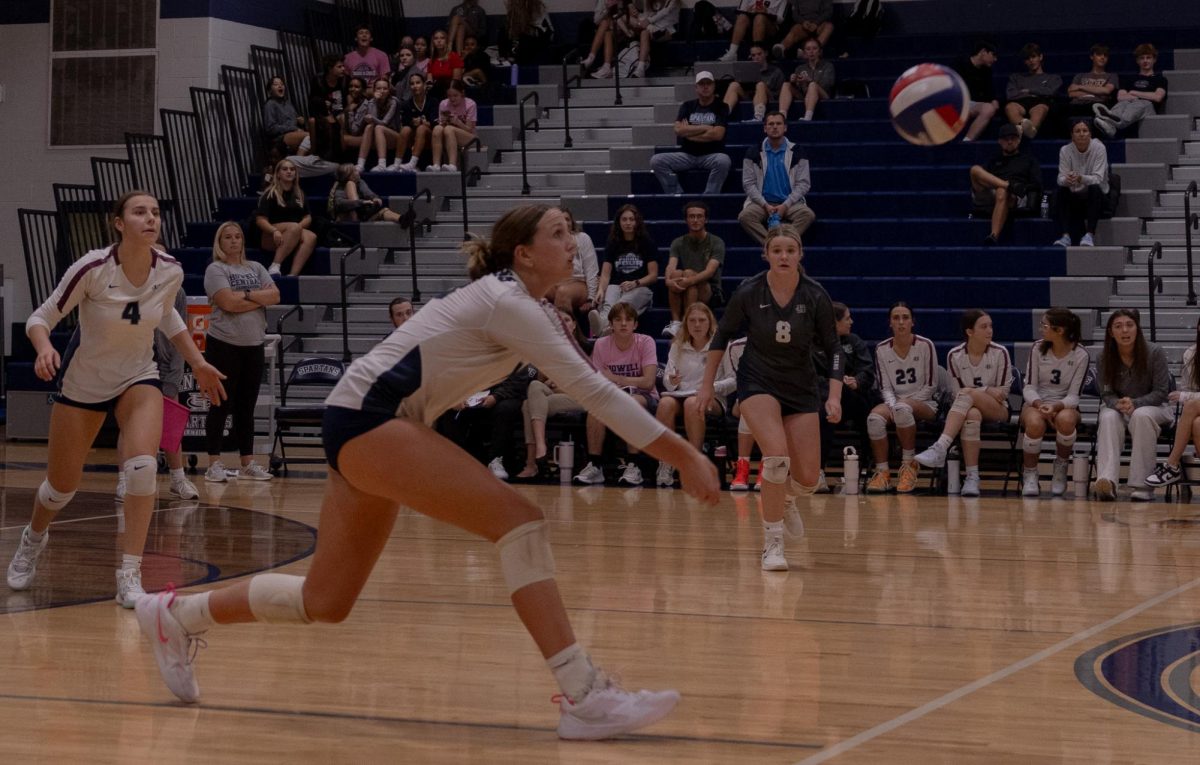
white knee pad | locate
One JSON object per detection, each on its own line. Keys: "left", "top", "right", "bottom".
{"left": 789, "top": 478, "right": 817, "bottom": 496}
{"left": 1022, "top": 435, "right": 1043, "bottom": 455}
{"left": 950, "top": 391, "right": 974, "bottom": 416}
{"left": 760, "top": 455, "right": 791, "bottom": 484}
{"left": 962, "top": 419, "right": 982, "bottom": 442}
{"left": 248, "top": 573, "right": 311, "bottom": 624}
{"left": 123, "top": 455, "right": 158, "bottom": 497}
{"left": 1056, "top": 430, "right": 1077, "bottom": 448}
{"left": 497, "top": 520, "right": 556, "bottom": 595}
{"left": 892, "top": 404, "right": 916, "bottom": 429}
{"left": 867, "top": 412, "right": 888, "bottom": 441}
{"left": 37, "top": 480, "right": 75, "bottom": 511}
{"left": 738, "top": 416, "right": 752, "bottom": 436}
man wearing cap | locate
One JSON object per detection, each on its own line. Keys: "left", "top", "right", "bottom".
{"left": 649, "top": 72, "right": 732, "bottom": 195}
{"left": 968, "top": 123, "right": 1042, "bottom": 245}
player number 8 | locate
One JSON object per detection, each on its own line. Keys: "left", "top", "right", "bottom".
{"left": 775, "top": 320, "right": 791, "bottom": 344}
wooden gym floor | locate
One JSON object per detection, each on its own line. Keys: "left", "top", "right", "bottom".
{"left": 2, "top": 443, "right": 1200, "bottom": 763}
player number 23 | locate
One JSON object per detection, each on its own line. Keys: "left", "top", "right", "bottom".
{"left": 894, "top": 368, "right": 917, "bottom": 385}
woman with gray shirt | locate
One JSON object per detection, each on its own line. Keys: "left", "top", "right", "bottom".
{"left": 203, "top": 221, "right": 280, "bottom": 482}
{"left": 1094, "top": 308, "right": 1172, "bottom": 502}
{"left": 1053, "top": 121, "right": 1108, "bottom": 247}
{"left": 263, "top": 76, "right": 310, "bottom": 157}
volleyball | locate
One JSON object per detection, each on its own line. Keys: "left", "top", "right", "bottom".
{"left": 888, "top": 63, "right": 969, "bottom": 146}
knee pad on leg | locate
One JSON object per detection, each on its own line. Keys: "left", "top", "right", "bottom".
{"left": 867, "top": 412, "right": 888, "bottom": 441}
{"left": 789, "top": 478, "right": 817, "bottom": 496}
{"left": 1056, "top": 430, "right": 1077, "bottom": 448}
{"left": 961, "top": 419, "right": 982, "bottom": 442}
{"left": 497, "top": 520, "right": 556, "bottom": 595}
{"left": 760, "top": 456, "right": 791, "bottom": 484}
{"left": 37, "top": 480, "right": 75, "bottom": 511}
{"left": 123, "top": 455, "right": 158, "bottom": 497}
{"left": 248, "top": 573, "right": 311, "bottom": 624}
{"left": 1022, "top": 435, "right": 1043, "bottom": 455}
{"left": 892, "top": 404, "right": 915, "bottom": 429}
{"left": 950, "top": 391, "right": 973, "bottom": 416}
{"left": 738, "top": 416, "right": 752, "bottom": 436}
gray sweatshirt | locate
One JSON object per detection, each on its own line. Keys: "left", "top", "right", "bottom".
{"left": 263, "top": 98, "right": 299, "bottom": 137}
{"left": 1100, "top": 341, "right": 1170, "bottom": 409}
{"left": 1057, "top": 139, "right": 1109, "bottom": 194}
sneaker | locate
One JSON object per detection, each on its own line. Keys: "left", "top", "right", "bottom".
{"left": 581, "top": 53, "right": 595, "bottom": 70}
{"left": 574, "top": 462, "right": 605, "bottom": 485}
{"left": 1021, "top": 469, "right": 1040, "bottom": 498}
{"left": 656, "top": 462, "right": 674, "bottom": 487}
{"left": 632, "top": 61, "right": 646, "bottom": 78}
{"left": 1080, "top": 233, "right": 1095, "bottom": 247}
{"left": 1019, "top": 117, "right": 1036, "bottom": 139}
{"left": 618, "top": 463, "right": 643, "bottom": 486}
{"left": 1093, "top": 116, "right": 1116, "bottom": 138}
{"left": 1051, "top": 458, "right": 1070, "bottom": 496}
{"left": 1053, "top": 234, "right": 1072, "bottom": 247}
{"left": 372, "top": 162, "right": 387, "bottom": 173}
{"left": 588, "top": 309, "right": 605, "bottom": 338}
{"left": 267, "top": 263, "right": 282, "bottom": 276}
{"left": 661, "top": 320, "right": 681, "bottom": 338}
{"left": 398, "top": 159, "right": 418, "bottom": 173}
{"left": 386, "top": 161, "right": 404, "bottom": 172}
{"left": 115, "top": 567, "right": 145, "bottom": 609}
{"left": 896, "top": 460, "right": 920, "bottom": 493}
{"left": 204, "top": 460, "right": 228, "bottom": 483}
{"left": 488, "top": 457, "right": 509, "bottom": 481}
{"left": 591, "top": 62, "right": 612, "bottom": 79}
{"left": 135, "top": 589, "right": 203, "bottom": 703}
{"left": 753, "top": 477, "right": 762, "bottom": 491}
{"left": 1130, "top": 488, "right": 1155, "bottom": 502}
{"left": 240, "top": 461, "right": 273, "bottom": 481}
{"left": 730, "top": 458, "right": 751, "bottom": 491}
{"left": 426, "top": 164, "right": 443, "bottom": 172}
{"left": 771, "top": 43, "right": 786, "bottom": 61}
{"left": 443, "top": 163, "right": 458, "bottom": 173}
{"left": 1093, "top": 477, "right": 1116, "bottom": 501}
{"left": 1146, "top": 462, "right": 1183, "bottom": 487}
{"left": 6, "top": 526, "right": 48, "bottom": 590}
{"left": 865, "top": 468, "right": 891, "bottom": 494}
{"left": 170, "top": 477, "right": 199, "bottom": 500}
{"left": 983, "top": 233, "right": 999, "bottom": 247}
{"left": 1092, "top": 103, "right": 1115, "bottom": 120}
{"left": 556, "top": 669, "right": 679, "bottom": 740}
{"left": 717, "top": 47, "right": 738, "bottom": 63}
{"left": 914, "top": 442, "right": 948, "bottom": 468}
{"left": 761, "top": 535, "right": 788, "bottom": 571}
{"left": 961, "top": 472, "right": 981, "bottom": 497}
{"left": 814, "top": 470, "right": 831, "bottom": 494}
{"left": 782, "top": 499, "right": 805, "bottom": 539}
{"left": 116, "top": 473, "right": 127, "bottom": 503}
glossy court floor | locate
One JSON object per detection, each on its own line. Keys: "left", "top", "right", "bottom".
{"left": 2, "top": 444, "right": 1200, "bottom": 763}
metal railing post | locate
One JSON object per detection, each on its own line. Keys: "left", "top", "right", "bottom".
{"left": 1147, "top": 241, "right": 1163, "bottom": 342}
{"left": 1186, "top": 180, "right": 1198, "bottom": 306}
{"left": 458, "top": 137, "right": 484, "bottom": 240}
{"left": 518, "top": 91, "right": 540, "bottom": 196}
{"left": 561, "top": 51, "right": 582, "bottom": 149}
{"left": 338, "top": 242, "right": 367, "bottom": 363}
{"left": 405, "top": 187, "right": 433, "bottom": 303}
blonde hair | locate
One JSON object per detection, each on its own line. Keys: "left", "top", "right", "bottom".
{"left": 463, "top": 204, "right": 552, "bottom": 280}
{"left": 212, "top": 221, "right": 245, "bottom": 263}
{"left": 763, "top": 223, "right": 804, "bottom": 253}
{"left": 674, "top": 302, "right": 715, "bottom": 350}
{"left": 262, "top": 158, "right": 305, "bottom": 209}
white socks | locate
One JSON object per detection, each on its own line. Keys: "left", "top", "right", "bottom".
{"left": 803, "top": 110, "right": 814, "bottom": 121}
{"left": 121, "top": 553, "right": 142, "bottom": 571}
{"left": 26, "top": 525, "right": 45, "bottom": 543}
{"left": 763, "top": 520, "right": 784, "bottom": 538}
{"left": 935, "top": 434, "right": 953, "bottom": 450}
{"left": 902, "top": 449, "right": 915, "bottom": 462}
{"left": 548, "top": 643, "right": 596, "bottom": 702}
{"left": 171, "top": 591, "right": 215, "bottom": 635}
{"left": 170, "top": 468, "right": 186, "bottom": 482}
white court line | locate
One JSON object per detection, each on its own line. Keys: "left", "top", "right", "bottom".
{"left": 0, "top": 506, "right": 182, "bottom": 533}
{"left": 795, "top": 574, "right": 1200, "bottom": 764}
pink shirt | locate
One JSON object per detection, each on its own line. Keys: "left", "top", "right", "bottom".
{"left": 344, "top": 47, "right": 391, "bottom": 81}
{"left": 439, "top": 97, "right": 478, "bottom": 129}
{"left": 591, "top": 333, "right": 659, "bottom": 401}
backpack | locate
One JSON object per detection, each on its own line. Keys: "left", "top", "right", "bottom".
{"left": 846, "top": 0, "right": 884, "bottom": 39}
{"left": 617, "top": 42, "right": 640, "bottom": 78}
{"left": 1101, "top": 172, "right": 1122, "bottom": 219}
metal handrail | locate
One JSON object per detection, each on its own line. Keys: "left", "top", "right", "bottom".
{"left": 609, "top": 27, "right": 623, "bottom": 106}
{"left": 518, "top": 91, "right": 541, "bottom": 196}
{"left": 274, "top": 304, "right": 305, "bottom": 404}
{"left": 338, "top": 240, "right": 368, "bottom": 363}
{"left": 1186, "top": 180, "right": 1198, "bottom": 306}
{"left": 561, "top": 50, "right": 583, "bottom": 149}
{"left": 1148, "top": 241, "right": 1163, "bottom": 342}
{"left": 458, "top": 137, "right": 484, "bottom": 240}
{"left": 405, "top": 187, "right": 434, "bottom": 303}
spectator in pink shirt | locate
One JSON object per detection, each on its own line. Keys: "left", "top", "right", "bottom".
{"left": 344, "top": 25, "right": 391, "bottom": 81}
{"left": 429, "top": 80, "right": 478, "bottom": 172}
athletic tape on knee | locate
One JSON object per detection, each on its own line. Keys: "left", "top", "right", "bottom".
{"left": 497, "top": 520, "right": 556, "bottom": 595}
{"left": 950, "top": 391, "right": 974, "bottom": 416}
{"left": 962, "top": 419, "right": 982, "bottom": 442}
{"left": 867, "top": 412, "right": 888, "bottom": 441}
{"left": 789, "top": 478, "right": 817, "bottom": 496}
{"left": 737, "top": 416, "right": 752, "bottom": 436}
{"left": 760, "top": 455, "right": 790, "bottom": 484}
{"left": 1022, "top": 435, "right": 1043, "bottom": 455}
{"left": 248, "top": 573, "right": 311, "bottom": 624}
{"left": 123, "top": 455, "right": 158, "bottom": 497}
{"left": 893, "top": 404, "right": 916, "bottom": 429}
{"left": 37, "top": 479, "right": 75, "bottom": 511}
{"left": 1056, "top": 430, "right": 1077, "bottom": 448}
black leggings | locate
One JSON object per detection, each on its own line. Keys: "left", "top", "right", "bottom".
{"left": 204, "top": 335, "right": 265, "bottom": 457}
{"left": 1056, "top": 184, "right": 1103, "bottom": 240}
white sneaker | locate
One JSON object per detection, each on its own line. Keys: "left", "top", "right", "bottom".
{"left": 115, "top": 473, "right": 127, "bottom": 503}
{"left": 761, "top": 535, "right": 788, "bottom": 571}
{"left": 782, "top": 499, "right": 805, "bottom": 539}
{"left": 618, "top": 463, "right": 643, "bottom": 486}
{"left": 1131, "top": 488, "right": 1155, "bottom": 502}
{"left": 1021, "top": 469, "right": 1040, "bottom": 498}
{"left": 240, "top": 461, "right": 273, "bottom": 481}
{"left": 204, "top": 461, "right": 228, "bottom": 483}
{"left": 6, "top": 526, "right": 48, "bottom": 590}
{"left": 656, "top": 462, "right": 674, "bottom": 487}
{"left": 267, "top": 263, "right": 282, "bottom": 276}
{"left": 488, "top": 457, "right": 509, "bottom": 481}
{"left": 590, "top": 62, "right": 612, "bottom": 79}
{"left": 442, "top": 163, "right": 458, "bottom": 173}
{"left": 427, "top": 164, "right": 442, "bottom": 172}
{"left": 386, "top": 161, "right": 404, "bottom": 172}
{"left": 372, "top": 162, "right": 387, "bottom": 173}
{"left": 170, "top": 477, "right": 200, "bottom": 500}
{"left": 581, "top": 53, "right": 595, "bottom": 70}
{"left": 398, "top": 159, "right": 417, "bottom": 173}
{"left": 588, "top": 309, "right": 606, "bottom": 338}
{"left": 661, "top": 320, "right": 681, "bottom": 338}
{"left": 574, "top": 462, "right": 605, "bottom": 485}
{"left": 1093, "top": 116, "right": 1116, "bottom": 138}
{"left": 556, "top": 669, "right": 680, "bottom": 740}
{"left": 115, "top": 567, "right": 145, "bottom": 609}
{"left": 1053, "top": 234, "right": 1072, "bottom": 247}
{"left": 1080, "top": 233, "right": 1095, "bottom": 247}
{"left": 814, "top": 470, "right": 831, "bottom": 494}
{"left": 1051, "top": 459, "right": 1069, "bottom": 496}
{"left": 961, "top": 473, "right": 981, "bottom": 497}
{"left": 135, "top": 589, "right": 203, "bottom": 703}
{"left": 632, "top": 61, "right": 646, "bottom": 78}
{"left": 914, "top": 441, "right": 948, "bottom": 468}
{"left": 717, "top": 47, "right": 738, "bottom": 63}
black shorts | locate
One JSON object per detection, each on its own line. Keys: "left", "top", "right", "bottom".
{"left": 322, "top": 405, "right": 394, "bottom": 472}
{"left": 737, "top": 374, "right": 821, "bottom": 416}
{"left": 53, "top": 378, "right": 162, "bottom": 413}
{"left": 1011, "top": 96, "right": 1053, "bottom": 112}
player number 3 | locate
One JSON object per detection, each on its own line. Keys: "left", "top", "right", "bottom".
{"left": 775, "top": 320, "right": 791, "bottom": 344}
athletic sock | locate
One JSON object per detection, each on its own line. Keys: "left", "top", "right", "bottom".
{"left": 548, "top": 643, "right": 596, "bottom": 702}
{"left": 26, "top": 525, "right": 45, "bottom": 543}
{"left": 171, "top": 591, "right": 215, "bottom": 634}
{"left": 121, "top": 553, "right": 142, "bottom": 571}
{"left": 901, "top": 449, "right": 915, "bottom": 462}
{"left": 935, "top": 434, "right": 953, "bottom": 449}
{"left": 170, "top": 468, "right": 186, "bottom": 482}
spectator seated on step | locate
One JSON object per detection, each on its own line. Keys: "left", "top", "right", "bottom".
{"left": 953, "top": 40, "right": 1000, "bottom": 143}
{"left": 1052, "top": 120, "right": 1108, "bottom": 248}
{"left": 394, "top": 72, "right": 439, "bottom": 171}
{"left": 390, "top": 46, "right": 423, "bottom": 103}
{"left": 717, "top": 0, "right": 788, "bottom": 62}
{"left": 460, "top": 35, "right": 493, "bottom": 92}
{"left": 550, "top": 206, "right": 601, "bottom": 322}
{"left": 785, "top": 38, "right": 835, "bottom": 121}
{"left": 738, "top": 111, "right": 815, "bottom": 244}
{"left": 580, "top": 0, "right": 637, "bottom": 79}
{"left": 329, "top": 163, "right": 404, "bottom": 224}
{"left": 721, "top": 44, "right": 788, "bottom": 123}
{"left": 1066, "top": 43, "right": 1117, "bottom": 121}
{"left": 649, "top": 71, "right": 731, "bottom": 195}
{"left": 969, "top": 123, "right": 1042, "bottom": 246}
{"left": 623, "top": 0, "right": 681, "bottom": 79}
{"left": 1091, "top": 43, "right": 1168, "bottom": 139}
{"left": 429, "top": 79, "right": 478, "bottom": 172}
{"left": 448, "top": 0, "right": 488, "bottom": 53}
{"left": 340, "top": 77, "right": 372, "bottom": 164}
{"left": 589, "top": 203, "right": 659, "bottom": 337}
{"left": 344, "top": 24, "right": 391, "bottom": 82}
{"left": 662, "top": 200, "right": 726, "bottom": 339}
{"left": 1004, "top": 43, "right": 1062, "bottom": 140}
{"left": 307, "top": 54, "right": 347, "bottom": 160}
{"left": 389, "top": 296, "right": 415, "bottom": 329}
{"left": 772, "top": 0, "right": 833, "bottom": 61}
{"left": 427, "top": 29, "right": 465, "bottom": 99}
{"left": 263, "top": 76, "right": 310, "bottom": 162}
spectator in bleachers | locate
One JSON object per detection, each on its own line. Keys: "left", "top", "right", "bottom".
{"left": 718, "top": 0, "right": 789, "bottom": 63}
{"left": 550, "top": 206, "right": 599, "bottom": 318}
{"left": 342, "top": 77, "right": 372, "bottom": 165}
{"left": 663, "top": 200, "right": 725, "bottom": 338}
{"left": 413, "top": 36, "right": 431, "bottom": 75}
{"left": 394, "top": 73, "right": 438, "bottom": 172}
{"left": 389, "top": 296, "right": 415, "bottom": 328}
{"left": 390, "top": 46, "right": 421, "bottom": 103}
{"left": 772, "top": 0, "right": 833, "bottom": 60}
{"left": 1147, "top": 317, "right": 1200, "bottom": 489}
{"left": 1094, "top": 308, "right": 1172, "bottom": 502}
{"left": 738, "top": 111, "right": 815, "bottom": 244}
{"left": 429, "top": 79, "right": 478, "bottom": 172}
{"left": 814, "top": 302, "right": 877, "bottom": 492}
{"left": 865, "top": 303, "right": 938, "bottom": 494}
{"left": 449, "top": 0, "right": 488, "bottom": 53}
{"left": 626, "top": 0, "right": 681, "bottom": 79}
{"left": 427, "top": 29, "right": 465, "bottom": 98}
{"left": 1004, "top": 43, "right": 1062, "bottom": 140}
{"left": 786, "top": 38, "right": 834, "bottom": 121}
{"left": 461, "top": 35, "right": 492, "bottom": 89}
{"left": 654, "top": 302, "right": 735, "bottom": 486}
{"left": 1067, "top": 44, "right": 1117, "bottom": 121}
{"left": 574, "top": 303, "right": 660, "bottom": 486}
{"left": 344, "top": 24, "right": 391, "bottom": 81}
{"left": 256, "top": 159, "right": 317, "bottom": 276}
{"left": 203, "top": 221, "right": 279, "bottom": 484}
{"left": 969, "top": 122, "right": 1042, "bottom": 246}
{"left": 913, "top": 310, "right": 1014, "bottom": 498}
{"left": 721, "top": 44, "right": 787, "bottom": 123}
{"left": 504, "top": 0, "right": 555, "bottom": 67}
{"left": 1052, "top": 120, "right": 1108, "bottom": 247}
{"left": 1018, "top": 307, "right": 1088, "bottom": 497}
{"left": 954, "top": 40, "right": 999, "bottom": 143}
{"left": 1092, "top": 43, "right": 1169, "bottom": 139}
{"left": 329, "top": 164, "right": 404, "bottom": 223}
{"left": 582, "top": 0, "right": 635, "bottom": 79}
{"left": 362, "top": 77, "right": 400, "bottom": 173}
{"left": 441, "top": 364, "right": 537, "bottom": 482}
{"left": 590, "top": 203, "right": 659, "bottom": 337}
{"left": 649, "top": 72, "right": 731, "bottom": 195}
{"left": 263, "top": 76, "right": 310, "bottom": 158}
{"left": 515, "top": 309, "right": 590, "bottom": 480}
{"left": 307, "top": 55, "right": 347, "bottom": 160}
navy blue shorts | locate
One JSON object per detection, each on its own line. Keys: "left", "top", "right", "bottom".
{"left": 322, "top": 405, "right": 394, "bottom": 472}
{"left": 53, "top": 378, "right": 162, "bottom": 413}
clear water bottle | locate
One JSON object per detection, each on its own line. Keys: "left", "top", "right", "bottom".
{"left": 1040, "top": 194, "right": 1050, "bottom": 219}
{"left": 556, "top": 439, "right": 574, "bottom": 483}
{"left": 1073, "top": 453, "right": 1090, "bottom": 497}
{"left": 842, "top": 446, "right": 859, "bottom": 495}
{"left": 767, "top": 211, "right": 782, "bottom": 229}
{"left": 946, "top": 446, "right": 962, "bottom": 494}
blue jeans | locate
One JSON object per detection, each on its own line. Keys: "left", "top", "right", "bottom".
{"left": 649, "top": 151, "right": 732, "bottom": 194}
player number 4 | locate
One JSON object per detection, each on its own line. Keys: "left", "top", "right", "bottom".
{"left": 122, "top": 301, "right": 141, "bottom": 325}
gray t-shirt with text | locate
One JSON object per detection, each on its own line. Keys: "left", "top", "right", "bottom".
{"left": 204, "top": 259, "right": 273, "bottom": 346}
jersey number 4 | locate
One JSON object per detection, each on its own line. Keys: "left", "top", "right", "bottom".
{"left": 895, "top": 368, "right": 917, "bottom": 385}
{"left": 122, "top": 301, "right": 141, "bottom": 325}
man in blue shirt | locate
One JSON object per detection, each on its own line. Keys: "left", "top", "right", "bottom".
{"left": 738, "top": 112, "right": 815, "bottom": 243}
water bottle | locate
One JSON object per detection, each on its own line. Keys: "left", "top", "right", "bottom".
{"left": 1040, "top": 194, "right": 1050, "bottom": 219}
{"left": 509, "top": 64, "right": 519, "bottom": 88}
{"left": 556, "top": 439, "right": 575, "bottom": 483}
{"left": 946, "top": 447, "right": 962, "bottom": 495}
{"left": 767, "top": 211, "right": 782, "bottom": 230}
{"left": 1073, "top": 453, "right": 1090, "bottom": 497}
{"left": 842, "top": 446, "right": 859, "bottom": 495}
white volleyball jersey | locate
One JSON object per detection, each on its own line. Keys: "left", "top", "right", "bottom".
{"left": 875, "top": 335, "right": 936, "bottom": 406}
{"left": 326, "top": 270, "right": 668, "bottom": 449}
{"left": 947, "top": 341, "right": 1014, "bottom": 393}
{"left": 27, "top": 246, "right": 186, "bottom": 403}
{"left": 1023, "top": 344, "right": 1090, "bottom": 407}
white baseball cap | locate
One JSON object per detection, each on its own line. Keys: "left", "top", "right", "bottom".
{"left": 694, "top": 71, "right": 715, "bottom": 83}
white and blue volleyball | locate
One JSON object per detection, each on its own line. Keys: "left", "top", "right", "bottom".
{"left": 888, "top": 63, "right": 969, "bottom": 146}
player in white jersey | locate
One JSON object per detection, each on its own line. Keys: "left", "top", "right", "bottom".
{"left": 914, "top": 310, "right": 1014, "bottom": 496}
{"left": 1018, "top": 308, "right": 1089, "bottom": 496}
{"left": 136, "top": 205, "right": 720, "bottom": 740}
{"left": 6, "top": 192, "right": 227, "bottom": 607}
{"left": 865, "top": 303, "right": 938, "bottom": 494}
{"left": 1147, "top": 316, "right": 1200, "bottom": 487}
